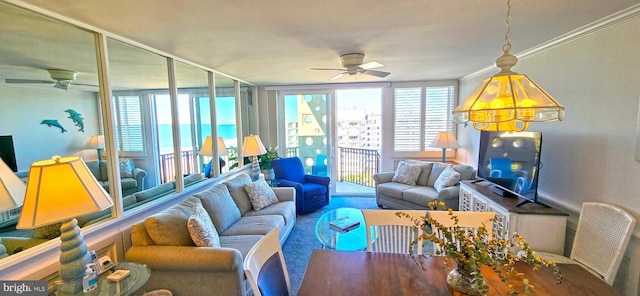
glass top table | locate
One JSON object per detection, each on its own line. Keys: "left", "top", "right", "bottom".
{"left": 58, "top": 262, "right": 150, "bottom": 296}
{"left": 315, "top": 208, "right": 368, "bottom": 251}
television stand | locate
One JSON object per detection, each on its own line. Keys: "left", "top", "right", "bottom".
{"left": 490, "top": 185, "right": 518, "bottom": 198}
{"left": 459, "top": 181, "right": 567, "bottom": 254}
{"left": 514, "top": 199, "right": 550, "bottom": 208}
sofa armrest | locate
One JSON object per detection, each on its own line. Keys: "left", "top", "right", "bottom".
{"left": 0, "top": 237, "right": 49, "bottom": 255}
{"left": 437, "top": 185, "right": 461, "bottom": 210}
{"left": 373, "top": 171, "right": 395, "bottom": 185}
{"left": 272, "top": 187, "right": 295, "bottom": 202}
{"left": 304, "top": 174, "right": 330, "bottom": 186}
{"left": 132, "top": 168, "right": 147, "bottom": 191}
{"left": 126, "top": 245, "right": 245, "bottom": 296}
{"left": 126, "top": 245, "right": 242, "bottom": 271}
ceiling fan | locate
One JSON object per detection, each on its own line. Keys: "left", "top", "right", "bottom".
{"left": 312, "top": 53, "right": 390, "bottom": 80}
{"left": 4, "top": 69, "right": 98, "bottom": 90}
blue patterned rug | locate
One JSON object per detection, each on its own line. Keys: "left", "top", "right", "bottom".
{"left": 281, "top": 196, "right": 380, "bottom": 295}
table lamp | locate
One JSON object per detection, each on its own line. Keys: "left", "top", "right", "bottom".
{"left": 0, "top": 157, "right": 25, "bottom": 212}
{"left": 242, "top": 135, "right": 266, "bottom": 181}
{"left": 85, "top": 135, "right": 105, "bottom": 161}
{"left": 430, "top": 131, "right": 460, "bottom": 163}
{"left": 217, "top": 136, "right": 228, "bottom": 157}
{"left": 16, "top": 155, "right": 113, "bottom": 294}
{"left": 199, "top": 136, "right": 214, "bottom": 157}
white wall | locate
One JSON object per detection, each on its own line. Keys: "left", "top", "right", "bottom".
{"left": 0, "top": 85, "right": 101, "bottom": 172}
{"left": 457, "top": 15, "right": 640, "bottom": 295}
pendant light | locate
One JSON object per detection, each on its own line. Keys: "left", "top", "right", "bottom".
{"left": 452, "top": 0, "right": 565, "bottom": 132}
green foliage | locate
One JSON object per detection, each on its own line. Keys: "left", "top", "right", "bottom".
{"left": 259, "top": 147, "right": 279, "bottom": 170}
{"left": 397, "top": 201, "right": 562, "bottom": 295}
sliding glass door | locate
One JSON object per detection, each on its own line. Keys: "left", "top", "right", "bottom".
{"left": 278, "top": 91, "right": 332, "bottom": 189}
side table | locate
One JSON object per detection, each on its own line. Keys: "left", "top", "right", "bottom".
{"left": 57, "top": 262, "right": 150, "bottom": 296}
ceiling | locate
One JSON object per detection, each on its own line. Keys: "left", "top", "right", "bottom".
{"left": 6, "top": 0, "right": 640, "bottom": 87}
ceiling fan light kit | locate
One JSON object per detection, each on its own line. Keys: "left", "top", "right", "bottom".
{"left": 312, "top": 52, "right": 390, "bottom": 80}
{"left": 5, "top": 68, "right": 97, "bottom": 90}
{"left": 452, "top": 0, "right": 564, "bottom": 132}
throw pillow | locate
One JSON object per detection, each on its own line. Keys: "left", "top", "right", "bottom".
{"left": 187, "top": 203, "right": 221, "bottom": 247}
{"left": 434, "top": 165, "right": 462, "bottom": 192}
{"left": 244, "top": 179, "right": 279, "bottom": 211}
{"left": 391, "top": 161, "right": 422, "bottom": 186}
{"left": 119, "top": 159, "right": 133, "bottom": 178}
{"left": 33, "top": 222, "right": 62, "bottom": 239}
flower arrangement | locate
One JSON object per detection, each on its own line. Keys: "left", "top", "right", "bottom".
{"left": 397, "top": 200, "right": 562, "bottom": 295}
{"left": 259, "top": 147, "right": 279, "bottom": 171}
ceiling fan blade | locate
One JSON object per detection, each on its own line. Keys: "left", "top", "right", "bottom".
{"left": 70, "top": 82, "right": 99, "bottom": 87}
{"left": 5, "top": 79, "right": 55, "bottom": 84}
{"left": 311, "top": 67, "right": 347, "bottom": 71}
{"left": 362, "top": 69, "right": 390, "bottom": 78}
{"left": 359, "top": 61, "right": 384, "bottom": 70}
{"left": 53, "top": 83, "right": 68, "bottom": 90}
{"left": 329, "top": 73, "right": 346, "bottom": 80}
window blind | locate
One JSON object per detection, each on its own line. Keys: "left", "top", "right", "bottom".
{"left": 113, "top": 96, "right": 144, "bottom": 152}
{"left": 424, "top": 86, "right": 455, "bottom": 148}
{"left": 393, "top": 87, "right": 422, "bottom": 152}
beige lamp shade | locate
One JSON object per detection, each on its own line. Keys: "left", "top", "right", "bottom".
{"left": 430, "top": 131, "right": 460, "bottom": 149}
{"left": 0, "top": 157, "right": 26, "bottom": 212}
{"left": 16, "top": 156, "right": 113, "bottom": 229}
{"left": 200, "top": 136, "right": 214, "bottom": 157}
{"left": 217, "top": 136, "right": 228, "bottom": 156}
{"left": 242, "top": 135, "right": 267, "bottom": 157}
{"left": 85, "top": 135, "right": 105, "bottom": 149}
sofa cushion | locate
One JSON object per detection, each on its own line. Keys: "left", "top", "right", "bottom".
{"left": 120, "top": 159, "right": 133, "bottom": 178}
{"left": 120, "top": 178, "right": 138, "bottom": 190}
{"left": 376, "top": 182, "right": 416, "bottom": 200}
{"left": 135, "top": 182, "right": 174, "bottom": 202}
{"left": 131, "top": 222, "right": 155, "bottom": 246}
{"left": 122, "top": 195, "right": 137, "bottom": 208}
{"left": 219, "top": 235, "right": 264, "bottom": 258}
{"left": 392, "top": 161, "right": 422, "bottom": 185}
{"left": 184, "top": 173, "right": 204, "bottom": 186}
{"left": 403, "top": 160, "right": 434, "bottom": 186}
{"left": 195, "top": 184, "right": 241, "bottom": 234}
{"left": 224, "top": 174, "right": 254, "bottom": 216}
{"left": 144, "top": 197, "right": 201, "bottom": 246}
{"left": 244, "top": 201, "right": 296, "bottom": 225}
{"left": 244, "top": 179, "right": 279, "bottom": 211}
{"left": 434, "top": 166, "right": 461, "bottom": 192}
{"left": 187, "top": 202, "right": 221, "bottom": 247}
{"left": 220, "top": 215, "right": 284, "bottom": 237}
{"left": 402, "top": 186, "right": 440, "bottom": 207}
{"left": 427, "top": 162, "right": 449, "bottom": 187}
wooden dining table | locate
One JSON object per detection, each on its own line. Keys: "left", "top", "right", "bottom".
{"left": 297, "top": 249, "right": 619, "bottom": 296}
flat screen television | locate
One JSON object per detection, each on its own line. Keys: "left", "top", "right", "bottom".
{"left": 477, "top": 131, "right": 542, "bottom": 205}
{"left": 0, "top": 135, "right": 18, "bottom": 172}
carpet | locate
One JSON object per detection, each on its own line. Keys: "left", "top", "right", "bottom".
{"left": 281, "top": 196, "right": 380, "bottom": 295}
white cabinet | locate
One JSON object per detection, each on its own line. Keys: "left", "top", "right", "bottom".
{"left": 459, "top": 181, "right": 567, "bottom": 254}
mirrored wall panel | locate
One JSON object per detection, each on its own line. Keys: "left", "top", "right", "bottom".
{"left": 0, "top": 2, "right": 107, "bottom": 258}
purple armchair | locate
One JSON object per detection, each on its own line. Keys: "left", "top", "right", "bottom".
{"left": 272, "top": 157, "right": 330, "bottom": 214}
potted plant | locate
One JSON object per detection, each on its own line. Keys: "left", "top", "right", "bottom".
{"left": 259, "top": 147, "right": 279, "bottom": 181}
{"left": 397, "top": 201, "right": 562, "bottom": 296}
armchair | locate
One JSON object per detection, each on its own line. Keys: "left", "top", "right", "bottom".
{"left": 272, "top": 157, "right": 330, "bottom": 214}
{"left": 87, "top": 159, "right": 147, "bottom": 195}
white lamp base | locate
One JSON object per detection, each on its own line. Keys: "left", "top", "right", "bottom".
{"left": 251, "top": 156, "right": 260, "bottom": 181}
{"left": 56, "top": 218, "right": 92, "bottom": 294}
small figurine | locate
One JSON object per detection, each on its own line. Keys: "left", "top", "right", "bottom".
{"left": 41, "top": 119, "right": 67, "bottom": 133}
{"left": 65, "top": 109, "right": 85, "bottom": 132}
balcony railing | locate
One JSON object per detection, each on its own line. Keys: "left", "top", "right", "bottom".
{"left": 336, "top": 146, "right": 380, "bottom": 187}
{"left": 157, "top": 146, "right": 380, "bottom": 188}
{"left": 159, "top": 150, "right": 199, "bottom": 183}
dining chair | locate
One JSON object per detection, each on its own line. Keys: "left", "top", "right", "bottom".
{"left": 427, "top": 211, "right": 496, "bottom": 253}
{"left": 243, "top": 229, "right": 291, "bottom": 296}
{"left": 362, "top": 209, "right": 428, "bottom": 254}
{"left": 537, "top": 202, "right": 636, "bottom": 285}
